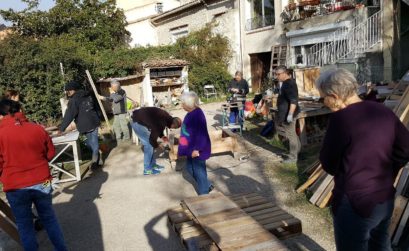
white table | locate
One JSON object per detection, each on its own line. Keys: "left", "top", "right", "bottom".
{"left": 50, "top": 131, "right": 81, "bottom": 183}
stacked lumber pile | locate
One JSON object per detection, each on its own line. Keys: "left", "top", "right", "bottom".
{"left": 296, "top": 161, "right": 334, "bottom": 208}
{"left": 168, "top": 192, "right": 302, "bottom": 250}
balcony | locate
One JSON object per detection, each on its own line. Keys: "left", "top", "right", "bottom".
{"left": 245, "top": 15, "right": 275, "bottom": 31}
{"left": 281, "top": 0, "right": 380, "bottom": 24}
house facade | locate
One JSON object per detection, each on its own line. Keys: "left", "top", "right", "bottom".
{"left": 239, "top": 0, "right": 287, "bottom": 91}
{"left": 117, "top": 0, "right": 182, "bottom": 47}
{"left": 151, "top": 0, "right": 242, "bottom": 75}
{"left": 117, "top": 0, "right": 409, "bottom": 91}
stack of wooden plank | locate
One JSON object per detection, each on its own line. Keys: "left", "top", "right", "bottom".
{"left": 296, "top": 161, "right": 334, "bottom": 208}
{"left": 168, "top": 192, "right": 302, "bottom": 250}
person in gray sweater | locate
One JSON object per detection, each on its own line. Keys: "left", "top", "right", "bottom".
{"left": 99, "top": 80, "right": 130, "bottom": 142}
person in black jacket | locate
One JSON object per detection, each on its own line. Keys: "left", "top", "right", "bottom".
{"left": 131, "top": 107, "right": 181, "bottom": 175}
{"left": 59, "top": 81, "right": 101, "bottom": 168}
{"left": 227, "top": 71, "right": 249, "bottom": 124}
{"left": 274, "top": 66, "right": 301, "bottom": 164}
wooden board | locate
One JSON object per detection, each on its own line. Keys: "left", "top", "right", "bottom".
{"left": 309, "top": 174, "right": 334, "bottom": 205}
{"left": 392, "top": 199, "right": 409, "bottom": 246}
{"left": 169, "top": 193, "right": 301, "bottom": 250}
{"left": 317, "top": 180, "right": 334, "bottom": 208}
{"left": 389, "top": 195, "right": 408, "bottom": 237}
{"left": 183, "top": 192, "right": 288, "bottom": 250}
{"left": 296, "top": 167, "right": 324, "bottom": 193}
{"left": 85, "top": 70, "right": 113, "bottom": 136}
{"left": 395, "top": 165, "right": 409, "bottom": 196}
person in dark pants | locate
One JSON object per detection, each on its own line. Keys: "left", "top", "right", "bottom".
{"left": 131, "top": 107, "right": 181, "bottom": 175}
{"left": 58, "top": 81, "right": 101, "bottom": 169}
{"left": 0, "top": 100, "right": 67, "bottom": 251}
{"left": 227, "top": 71, "right": 249, "bottom": 125}
{"left": 317, "top": 69, "right": 409, "bottom": 251}
{"left": 178, "top": 92, "right": 213, "bottom": 195}
{"left": 274, "top": 66, "right": 300, "bottom": 164}
{"left": 98, "top": 80, "right": 130, "bottom": 143}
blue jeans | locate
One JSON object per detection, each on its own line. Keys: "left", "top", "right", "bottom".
{"left": 85, "top": 128, "right": 99, "bottom": 164}
{"left": 131, "top": 122, "right": 155, "bottom": 171}
{"left": 6, "top": 183, "right": 67, "bottom": 251}
{"left": 333, "top": 195, "right": 393, "bottom": 251}
{"left": 186, "top": 158, "right": 209, "bottom": 195}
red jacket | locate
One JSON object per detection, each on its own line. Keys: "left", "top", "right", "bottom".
{"left": 0, "top": 113, "right": 54, "bottom": 192}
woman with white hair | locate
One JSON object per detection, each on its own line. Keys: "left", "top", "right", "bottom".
{"left": 317, "top": 68, "right": 409, "bottom": 251}
{"left": 178, "top": 92, "right": 212, "bottom": 195}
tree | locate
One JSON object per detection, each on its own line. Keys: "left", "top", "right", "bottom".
{"left": 174, "top": 23, "right": 232, "bottom": 95}
{"left": 1, "top": 0, "right": 130, "bottom": 51}
{"left": 0, "top": 0, "right": 131, "bottom": 122}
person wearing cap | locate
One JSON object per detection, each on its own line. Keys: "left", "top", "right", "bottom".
{"left": 59, "top": 81, "right": 101, "bottom": 168}
{"left": 131, "top": 107, "right": 181, "bottom": 175}
{"left": 98, "top": 80, "right": 130, "bottom": 143}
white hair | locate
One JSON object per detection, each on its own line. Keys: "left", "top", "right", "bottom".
{"left": 181, "top": 91, "right": 199, "bottom": 109}
{"left": 315, "top": 68, "right": 358, "bottom": 100}
{"left": 110, "top": 79, "right": 120, "bottom": 86}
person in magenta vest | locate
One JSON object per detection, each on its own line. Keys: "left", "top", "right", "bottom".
{"left": 317, "top": 69, "right": 409, "bottom": 251}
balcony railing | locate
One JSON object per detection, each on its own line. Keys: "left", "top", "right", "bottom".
{"left": 281, "top": 0, "right": 380, "bottom": 24}
{"left": 245, "top": 15, "right": 275, "bottom": 31}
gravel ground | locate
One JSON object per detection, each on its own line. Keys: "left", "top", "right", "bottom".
{"left": 0, "top": 102, "right": 335, "bottom": 251}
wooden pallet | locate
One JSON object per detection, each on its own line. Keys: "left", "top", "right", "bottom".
{"left": 168, "top": 193, "right": 301, "bottom": 250}
{"left": 169, "top": 129, "right": 238, "bottom": 163}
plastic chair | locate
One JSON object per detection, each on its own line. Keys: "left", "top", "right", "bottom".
{"left": 204, "top": 85, "right": 217, "bottom": 99}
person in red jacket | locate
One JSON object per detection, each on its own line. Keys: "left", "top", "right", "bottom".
{"left": 0, "top": 99, "right": 67, "bottom": 251}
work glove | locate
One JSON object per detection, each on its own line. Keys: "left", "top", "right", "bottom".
{"left": 287, "top": 113, "right": 294, "bottom": 123}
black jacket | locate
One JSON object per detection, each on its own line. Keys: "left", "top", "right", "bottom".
{"left": 60, "top": 90, "right": 101, "bottom": 133}
{"left": 132, "top": 107, "right": 173, "bottom": 148}
{"left": 276, "top": 78, "right": 300, "bottom": 124}
{"left": 228, "top": 79, "right": 249, "bottom": 96}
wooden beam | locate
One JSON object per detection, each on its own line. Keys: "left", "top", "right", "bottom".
{"left": 389, "top": 195, "right": 408, "bottom": 237}
{"left": 309, "top": 174, "right": 333, "bottom": 205}
{"left": 392, "top": 199, "right": 409, "bottom": 245}
{"left": 0, "top": 214, "right": 20, "bottom": 244}
{"left": 296, "top": 168, "right": 324, "bottom": 193}
{"left": 85, "top": 70, "right": 113, "bottom": 136}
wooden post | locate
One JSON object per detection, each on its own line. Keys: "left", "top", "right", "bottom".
{"left": 85, "top": 70, "right": 113, "bottom": 136}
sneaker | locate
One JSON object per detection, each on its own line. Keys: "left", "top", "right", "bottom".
{"left": 143, "top": 169, "right": 161, "bottom": 175}
{"left": 153, "top": 164, "right": 165, "bottom": 171}
{"left": 208, "top": 184, "right": 215, "bottom": 193}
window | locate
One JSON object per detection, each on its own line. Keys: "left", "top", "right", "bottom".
{"left": 170, "top": 25, "right": 188, "bottom": 43}
{"left": 155, "top": 2, "right": 163, "bottom": 13}
{"left": 246, "top": 0, "right": 275, "bottom": 31}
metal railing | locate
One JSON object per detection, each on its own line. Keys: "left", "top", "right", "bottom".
{"left": 305, "top": 10, "right": 382, "bottom": 66}
{"left": 245, "top": 15, "right": 275, "bottom": 31}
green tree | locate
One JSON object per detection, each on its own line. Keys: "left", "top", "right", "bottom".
{"left": 1, "top": 0, "right": 130, "bottom": 51}
{"left": 174, "top": 23, "right": 232, "bottom": 95}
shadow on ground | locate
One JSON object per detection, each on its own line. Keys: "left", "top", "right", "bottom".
{"left": 53, "top": 168, "right": 108, "bottom": 250}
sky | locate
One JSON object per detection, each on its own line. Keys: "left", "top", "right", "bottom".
{"left": 0, "top": 0, "right": 55, "bottom": 26}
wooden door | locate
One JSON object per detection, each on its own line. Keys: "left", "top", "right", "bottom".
{"left": 250, "top": 54, "right": 263, "bottom": 92}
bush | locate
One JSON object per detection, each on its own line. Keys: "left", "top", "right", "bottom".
{"left": 174, "top": 23, "right": 232, "bottom": 96}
